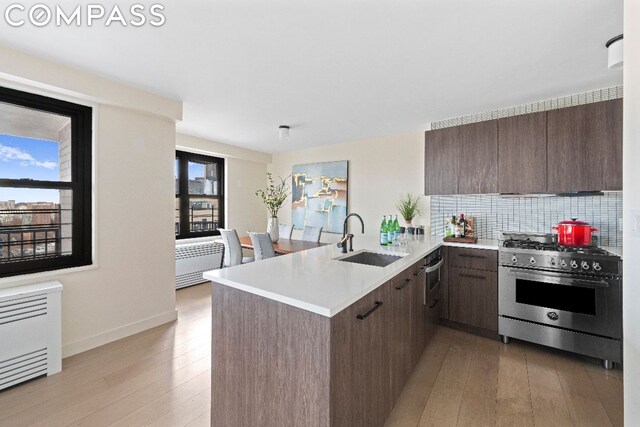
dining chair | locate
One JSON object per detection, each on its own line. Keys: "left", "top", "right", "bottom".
{"left": 248, "top": 232, "right": 276, "bottom": 261}
{"left": 301, "top": 226, "right": 323, "bottom": 243}
{"left": 219, "top": 229, "right": 254, "bottom": 267}
{"left": 278, "top": 223, "right": 294, "bottom": 240}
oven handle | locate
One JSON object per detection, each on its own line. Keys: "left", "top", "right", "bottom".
{"left": 507, "top": 269, "right": 610, "bottom": 288}
{"left": 425, "top": 258, "right": 444, "bottom": 274}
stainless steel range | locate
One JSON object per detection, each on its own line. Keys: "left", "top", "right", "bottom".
{"left": 498, "top": 232, "right": 622, "bottom": 369}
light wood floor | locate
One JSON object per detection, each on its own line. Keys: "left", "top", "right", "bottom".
{"left": 386, "top": 325, "right": 624, "bottom": 427}
{"left": 0, "top": 283, "right": 623, "bottom": 426}
{"left": 0, "top": 283, "right": 212, "bottom": 427}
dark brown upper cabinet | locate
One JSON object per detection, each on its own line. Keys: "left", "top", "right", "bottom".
{"left": 424, "top": 126, "right": 459, "bottom": 195}
{"left": 547, "top": 99, "right": 623, "bottom": 193}
{"left": 457, "top": 120, "right": 498, "bottom": 194}
{"left": 425, "top": 121, "right": 497, "bottom": 195}
{"left": 498, "top": 112, "right": 547, "bottom": 194}
{"left": 425, "top": 99, "right": 622, "bottom": 196}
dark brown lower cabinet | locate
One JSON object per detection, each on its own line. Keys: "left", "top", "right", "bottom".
{"left": 331, "top": 281, "right": 391, "bottom": 427}
{"left": 389, "top": 270, "right": 413, "bottom": 403}
{"left": 410, "top": 260, "right": 427, "bottom": 366}
{"left": 425, "top": 290, "right": 440, "bottom": 341}
{"left": 449, "top": 266, "right": 498, "bottom": 331}
{"left": 212, "top": 253, "right": 438, "bottom": 427}
{"left": 439, "top": 247, "right": 449, "bottom": 320}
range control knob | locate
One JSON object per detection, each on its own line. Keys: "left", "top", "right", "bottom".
{"left": 511, "top": 255, "right": 518, "bottom": 263}
{"left": 560, "top": 260, "right": 568, "bottom": 268}
{"left": 581, "top": 261, "right": 590, "bottom": 270}
{"left": 550, "top": 258, "right": 557, "bottom": 266}
{"left": 593, "top": 262, "right": 602, "bottom": 271}
{"left": 530, "top": 257, "right": 536, "bottom": 265}
{"left": 570, "top": 260, "right": 578, "bottom": 269}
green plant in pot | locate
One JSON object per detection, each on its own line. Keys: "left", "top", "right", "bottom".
{"left": 255, "top": 173, "right": 291, "bottom": 242}
{"left": 396, "top": 193, "right": 422, "bottom": 226}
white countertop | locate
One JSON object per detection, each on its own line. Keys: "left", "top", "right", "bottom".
{"left": 204, "top": 234, "right": 621, "bottom": 318}
{"left": 204, "top": 235, "right": 444, "bottom": 317}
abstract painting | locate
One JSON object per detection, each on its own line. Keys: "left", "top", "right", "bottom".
{"left": 291, "top": 161, "right": 348, "bottom": 234}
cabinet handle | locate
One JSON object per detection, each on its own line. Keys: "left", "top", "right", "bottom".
{"left": 356, "top": 301, "right": 383, "bottom": 320}
{"left": 396, "top": 278, "right": 411, "bottom": 290}
{"left": 458, "top": 254, "right": 486, "bottom": 259}
{"left": 428, "top": 299, "right": 439, "bottom": 309}
{"left": 458, "top": 273, "right": 486, "bottom": 280}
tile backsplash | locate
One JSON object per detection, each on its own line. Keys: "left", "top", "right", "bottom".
{"left": 430, "top": 192, "right": 623, "bottom": 247}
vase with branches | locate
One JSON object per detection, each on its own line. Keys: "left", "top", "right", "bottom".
{"left": 255, "top": 173, "right": 291, "bottom": 242}
{"left": 395, "top": 193, "right": 422, "bottom": 225}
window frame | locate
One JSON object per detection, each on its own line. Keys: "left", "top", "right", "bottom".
{"left": 175, "top": 150, "right": 225, "bottom": 240}
{"left": 0, "top": 86, "right": 92, "bottom": 278}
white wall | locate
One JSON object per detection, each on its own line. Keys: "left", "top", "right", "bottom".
{"left": 0, "top": 49, "right": 181, "bottom": 357}
{"left": 624, "top": 0, "right": 640, "bottom": 422}
{"left": 176, "top": 134, "right": 271, "bottom": 236}
{"left": 269, "top": 132, "right": 429, "bottom": 243}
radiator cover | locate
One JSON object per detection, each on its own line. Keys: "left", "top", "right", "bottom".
{"left": 175, "top": 241, "right": 224, "bottom": 289}
{"left": 0, "top": 281, "right": 63, "bottom": 390}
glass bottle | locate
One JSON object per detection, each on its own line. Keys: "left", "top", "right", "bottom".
{"left": 394, "top": 215, "right": 400, "bottom": 241}
{"left": 380, "top": 216, "right": 388, "bottom": 246}
{"left": 459, "top": 214, "right": 466, "bottom": 237}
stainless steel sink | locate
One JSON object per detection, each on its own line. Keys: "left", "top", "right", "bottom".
{"left": 336, "top": 251, "right": 405, "bottom": 267}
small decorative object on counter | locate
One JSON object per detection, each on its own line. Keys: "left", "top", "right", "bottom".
{"left": 255, "top": 172, "right": 291, "bottom": 243}
{"left": 395, "top": 193, "right": 422, "bottom": 226}
{"left": 380, "top": 215, "right": 389, "bottom": 246}
{"left": 443, "top": 214, "right": 477, "bottom": 243}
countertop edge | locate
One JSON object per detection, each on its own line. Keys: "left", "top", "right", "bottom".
{"left": 205, "top": 274, "right": 333, "bottom": 316}
{"left": 441, "top": 239, "right": 499, "bottom": 250}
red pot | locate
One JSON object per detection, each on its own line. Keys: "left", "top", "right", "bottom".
{"left": 552, "top": 219, "right": 598, "bottom": 247}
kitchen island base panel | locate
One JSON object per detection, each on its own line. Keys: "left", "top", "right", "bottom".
{"left": 211, "top": 282, "right": 331, "bottom": 427}
{"left": 211, "top": 255, "right": 435, "bottom": 426}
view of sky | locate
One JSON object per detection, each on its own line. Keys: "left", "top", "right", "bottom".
{"left": 0, "top": 134, "right": 61, "bottom": 203}
{"left": 174, "top": 159, "right": 210, "bottom": 180}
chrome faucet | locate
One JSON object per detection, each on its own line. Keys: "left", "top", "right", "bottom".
{"left": 338, "top": 213, "right": 365, "bottom": 253}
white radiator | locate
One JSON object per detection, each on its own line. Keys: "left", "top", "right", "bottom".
{"left": 175, "top": 241, "right": 224, "bottom": 289}
{"left": 0, "top": 281, "right": 63, "bottom": 391}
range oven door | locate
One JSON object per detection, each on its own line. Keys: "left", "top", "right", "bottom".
{"left": 498, "top": 267, "right": 621, "bottom": 339}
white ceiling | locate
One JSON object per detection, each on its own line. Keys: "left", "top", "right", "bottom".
{"left": 0, "top": 0, "right": 623, "bottom": 153}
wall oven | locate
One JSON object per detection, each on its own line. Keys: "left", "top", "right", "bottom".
{"left": 424, "top": 248, "right": 443, "bottom": 305}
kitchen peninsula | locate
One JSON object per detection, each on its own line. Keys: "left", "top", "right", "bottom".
{"left": 204, "top": 235, "right": 445, "bottom": 427}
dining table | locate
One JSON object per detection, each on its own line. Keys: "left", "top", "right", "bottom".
{"left": 238, "top": 235, "right": 327, "bottom": 255}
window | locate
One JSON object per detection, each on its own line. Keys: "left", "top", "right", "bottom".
{"left": 0, "top": 86, "right": 92, "bottom": 278}
{"left": 175, "top": 151, "right": 224, "bottom": 239}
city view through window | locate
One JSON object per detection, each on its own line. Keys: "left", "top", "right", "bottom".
{"left": 0, "top": 133, "right": 71, "bottom": 263}
{"left": 175, "top": 152, "right": 224, "bottom": 238}
{"left": 0, "top": 87, "right": 92, "bottom": 278}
